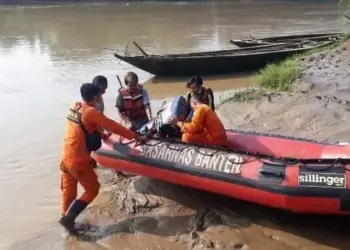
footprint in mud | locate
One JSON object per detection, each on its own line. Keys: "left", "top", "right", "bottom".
{"left": 76, "top": 215, "right": 189, "bottom": 242}
{"left": 79, "top": 175, "right": 259, "bottom": 249}
{"left": 76, "top": 207, "right": 251, "bottom": 246}
{"left": 75, "top": 222, "right": 100, "bottom": 234}
{"left": 191, "top": 208, "right": 250, "bottom": 232}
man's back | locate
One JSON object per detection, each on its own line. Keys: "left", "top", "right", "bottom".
{"left": 62, "top": 100, "right": 137, "bottom": 165}
{"left": 62, "top": 102, "right": 99, "bottom": 164}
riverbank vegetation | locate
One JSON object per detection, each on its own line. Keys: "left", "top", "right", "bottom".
{"left": 258, "top": 58, "right": 298, "bottom": 91}
{"left": 218, "top": 0, "right": 350, "bottom": 106}
{"left": 258, "top": 35, "right": 349, "bottom": 91}
{"left": 256, "top": 1, "right": 350, "bottom": 94}
{"left": 218, "top": 33, "right": 350, "bottom": 106}
{"left": 218, "top": 88, "right": 261, "bottom": 107}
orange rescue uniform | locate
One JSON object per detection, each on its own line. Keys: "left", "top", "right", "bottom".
{"left": 179, "top": 105, "right": 227, "bottom": 146}
{"left": 60, "top": 102, "right": 136, "bottom": 215}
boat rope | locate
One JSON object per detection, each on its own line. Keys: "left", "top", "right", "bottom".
{"left": 119, "top": 134, "right": 348, "bottom": 169}
{"left": 117, "top": 105, "right": 350, "bottom": 170}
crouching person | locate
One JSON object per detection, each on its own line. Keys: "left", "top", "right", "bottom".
{"left": 170, "top": 93, "right": 227, "bottom": 147}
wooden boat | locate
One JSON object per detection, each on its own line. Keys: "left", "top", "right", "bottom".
{"left": 229, "top": 32, "right": 344, "bottom": 48}
{"left": 114, "top": 39, "right": 338, "bottom": 77}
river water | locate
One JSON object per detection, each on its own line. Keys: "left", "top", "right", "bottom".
{"left": 0, "top": 1, "right": 348, "bottom": 249}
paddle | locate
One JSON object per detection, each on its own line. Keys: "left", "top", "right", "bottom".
{"left": 133, "top": 41, "right": 149, "bottom": 57}
{"left": 116, "top": 75, "right": 123, "bottom": 88}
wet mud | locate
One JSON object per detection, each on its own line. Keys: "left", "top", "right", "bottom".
{"left": 13, "top": 168, "right": 350, "bottom": 250}
{"left": 220, "top": 41, "right": 350, "bottom": 143}
{"left": 83, "top": 166, "right": 350, "bottom": 250}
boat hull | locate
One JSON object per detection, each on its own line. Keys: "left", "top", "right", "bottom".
{"left": 230, "top": 32, "right": 344, "bottom": 48}
{"left": 92, "top": 129, "right": 350, "bottom": 215}
{"left": 114, "top": 41, "right": 334, "bottom": 77}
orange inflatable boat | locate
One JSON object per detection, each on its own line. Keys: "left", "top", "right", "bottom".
{"left": 92, "top": 96, "right": 350, "bottom": 215}
{"left": 92, "top": 129, "right": 350, "bottom": 215}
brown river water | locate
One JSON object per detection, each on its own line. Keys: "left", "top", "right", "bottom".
{"left": 0, "top": 1, "right": 349, "bottom": 249}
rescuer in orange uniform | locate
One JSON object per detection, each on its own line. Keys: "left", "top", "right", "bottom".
{"left": 59, "top": 83, "right": 144, "bottom": 236}
{"left": 115, "top": 72, "right": 153, "bottom": 131}
{"left": 170, "top": 93, "right": 227, "bottom": 146}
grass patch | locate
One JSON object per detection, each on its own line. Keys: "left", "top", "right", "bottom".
{"left": 218, "top": 32, "right": 349, "bottom": 107}
{"left": 257, "top": 35, "right": 346, "bottom": 91}
{"left": 217, "top": 88, "right": 263, "bottom": 107}
{"left": 345, "top": 33, "right": 350, "bottom": 41}
{"left": 258, "top": 58, "right": 299, "bottom": 91}
{"left": 219, "top": 42, "right": 337, "bottom": 107}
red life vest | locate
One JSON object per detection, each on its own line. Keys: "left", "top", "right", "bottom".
{"left": 119, "top": 85, "right": 148, "bottom": 119}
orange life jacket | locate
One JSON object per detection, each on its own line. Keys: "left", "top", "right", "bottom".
{"left": 186, "top": 87, "right": 214, "bottom": 110}
{"left": 119, "top": 85, "right": 148, "bottom": 120}
{"left": 66, "top": 103, "right": 102, "bottom": 152}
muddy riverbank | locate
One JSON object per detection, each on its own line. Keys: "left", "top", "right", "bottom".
{"left": 12, "top": 169, "right": 350, "bottom": 250}
{"left": 219, "top": 39, "right": 350, "bottom": 142}
{"left": 2, "top": 1, "right": 350, "bottom": 249}
{"left": 80, "top": 39, "right": 350, "bottom": 250}
{"left": 12, "top": 40, "right": 350, "bottom": 250}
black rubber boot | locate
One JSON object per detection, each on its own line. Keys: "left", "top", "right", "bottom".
{"left": 59, "top": 199, "right": 88, "bottom": 236}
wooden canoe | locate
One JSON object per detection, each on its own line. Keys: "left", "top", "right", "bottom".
{"left": 229, "top": 32, "right": 344, "bottom": 48}
{"left": 114, "top": 39, "right": 338, "bottom": 77}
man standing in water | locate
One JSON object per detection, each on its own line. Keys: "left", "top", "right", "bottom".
{"left": 115, "top": 72, "right": 153, "bottom": 131}
{"left": 59, "top": 83, "right": 145, "bottom": 235}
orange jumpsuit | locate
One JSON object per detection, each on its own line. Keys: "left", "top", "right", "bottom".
{"left": 60, "top": 102, "right": 136, "bottom": 215}
{"left": 180, "top": 105, "right": 227, "bottom": 146}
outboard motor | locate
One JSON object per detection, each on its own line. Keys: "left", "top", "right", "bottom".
{"left": 138, "top": 95, "right": 189, "bottom": 139}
